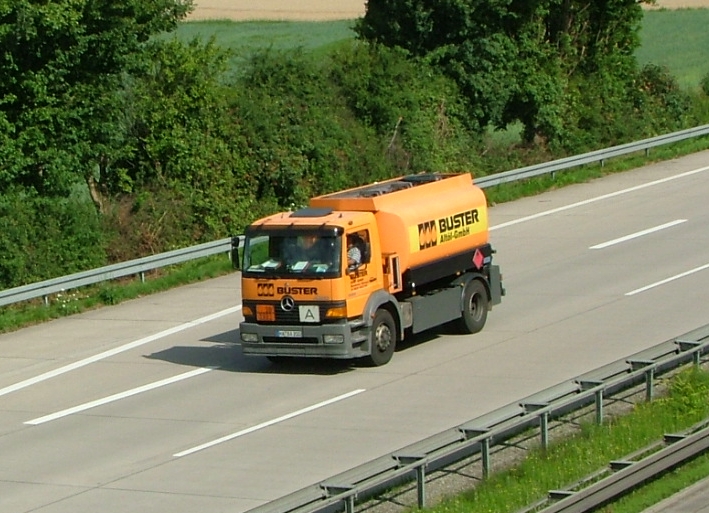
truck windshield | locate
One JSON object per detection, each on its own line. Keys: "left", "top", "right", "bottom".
{"left": 243, "top": 232, "right": 342, "bottom": 277}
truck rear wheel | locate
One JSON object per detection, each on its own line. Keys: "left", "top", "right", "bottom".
{"left": 367, "top": 309, "right": 396, "bottom": 366}
{"left": 457, "top": 279, "right": 488, "bottom": 334}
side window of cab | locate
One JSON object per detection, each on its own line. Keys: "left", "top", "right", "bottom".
{"left": 347, "top": 230, "right": 370, "bottom": 269}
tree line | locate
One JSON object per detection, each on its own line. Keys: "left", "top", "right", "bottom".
{"left": 0, "top": 0, "right": 705, "bottom": 289}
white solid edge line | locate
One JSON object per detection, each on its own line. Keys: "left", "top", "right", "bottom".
{"left": 0, "top": 305, "right": 241, "bottom": 398}
{"left": 25, "top": 367, "right": 215, "bottom": 425}
{"left": 490, "top": 165, "right": 709, "bottom": 231}
{"left": 589, "top": 219, "right": 687, "bottom": 249}
{"left": 626, "top": 263, "right": 709, "bottom": 296}
{"left": 173, "top": 389, "right": 367, "bottom": 457}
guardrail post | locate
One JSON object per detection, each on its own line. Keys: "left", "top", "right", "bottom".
{"left": 579, "top": 380, "right": 605, "bottom": 424}
{"left": 43, "top": 295, "right": 49, "bottom": 307}
{"left": 396, "top": 454, "right": 427, "bottom": 507}
{"left": 594, "top": 390, "right": 604, "bottom": 424}
{"left": 481, "top": 437, "right": 491, "bottom": 479}
{"left": 139, "top": 271, "right": 145, "bottom": 283}
{"left": 676, "top": 339, "right": 702, "bottom": 366}
{"left": 629, "top": 359, "right": 656, "bottom": 401}
{"left": 462, "top": 428, "right": 491, "bottom": 478}
{"left": 323, "top": 484, "right": 355, "bottom": 513}
{"left": 523, "top": 402, "right": 550, "bottom": 450}
{"left": 416, "top": 465, "right": 426, "bottom": 507}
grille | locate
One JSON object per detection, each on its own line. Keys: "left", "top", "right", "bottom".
{"left": 244, "top": 300, "right": 345, "bottom": 325}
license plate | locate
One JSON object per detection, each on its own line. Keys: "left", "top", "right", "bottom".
{"left": 276, "top": 330, "right": 302, "bottom": 338}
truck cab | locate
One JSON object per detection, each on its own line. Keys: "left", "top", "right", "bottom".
{"left": 238, "top": 208, "right": 393, "bottom": 364}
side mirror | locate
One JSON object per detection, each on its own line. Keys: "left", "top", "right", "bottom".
{"left": 231, "top": 236, "right": 241, "bottom": 270}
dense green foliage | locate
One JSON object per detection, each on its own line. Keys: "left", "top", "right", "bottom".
{"left": 0, "top": 1, "right": 707, "bottom": 290}
{"left": 0, "top": 188, "right": 105, "bottom": 286}
{"left": 0, "top": 0, "right": 196, "bottom": 285}
{"left": 355, "top": 0, "right": 693, "bottom": 149}
{"left": 702, "top": 72, "right": 709, "bottom": 97}
{"left": 0, "top": 0, "right": 193, "bottom": 197}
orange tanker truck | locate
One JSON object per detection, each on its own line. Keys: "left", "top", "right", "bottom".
{"left": 233, "top": 172, "right": 504, "bottom": 366}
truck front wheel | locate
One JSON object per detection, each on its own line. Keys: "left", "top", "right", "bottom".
{"left": 367, "top": 309, "right": 396, "bottom": 366}
{"left": 457, "top": 279, "right": 488, "bottom": 334}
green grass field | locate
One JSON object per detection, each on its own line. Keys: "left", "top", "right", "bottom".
{"left": 174, "top": 8, "right": 709, "bottom": 89}
{"left": 637, "top": 9, "right": 709, "bottom": 88}
{"left": 172, "top": 18, "right": 356, "bottom": 59}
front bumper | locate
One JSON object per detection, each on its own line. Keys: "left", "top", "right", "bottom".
{"left": 239, "top": 321, "right": 369, "bottom": 359}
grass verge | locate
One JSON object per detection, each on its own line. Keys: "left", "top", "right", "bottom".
{"left": 424, "top": 367, "right": 709, "bottom": 513}
{"left": 603, "top": 451, "right": 709, "bottom": 513}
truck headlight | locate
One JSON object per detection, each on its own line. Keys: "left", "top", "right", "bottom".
{"left": 241, "top": 333, "right": 258, "bottom": 342}
{"left": 323, "top": 334, "right": 344, "bottom": 344}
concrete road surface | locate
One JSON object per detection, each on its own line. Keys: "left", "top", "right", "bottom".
{"left": 643, "top": 476, "right": 709, "bottom": 513}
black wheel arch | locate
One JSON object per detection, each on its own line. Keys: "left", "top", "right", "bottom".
{"left": 453, "top": 271, "right": 492, "bottom": 312}
{"left": 362, "top": 290, "right": 403, "bottom": 341}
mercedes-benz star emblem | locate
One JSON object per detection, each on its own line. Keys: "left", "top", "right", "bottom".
{"left": 280, "top": 295, "right": 295, "bottom": 311}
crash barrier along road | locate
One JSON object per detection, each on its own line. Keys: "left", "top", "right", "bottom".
{"left": 242, "top": 323, "right": 709, "bottom": 513}
{"left": 1, "top": 124, "right": 708, "bottom": 309}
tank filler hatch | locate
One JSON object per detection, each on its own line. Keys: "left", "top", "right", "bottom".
{"left": 289, "top": 207, "right": 334, "bottom": 218}
{"left": 329, "top": 173, "right": 445, "bottom": 199}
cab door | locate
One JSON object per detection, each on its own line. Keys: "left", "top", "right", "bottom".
{"left": 344, "top": 227, "right": 381, "bottom": 315}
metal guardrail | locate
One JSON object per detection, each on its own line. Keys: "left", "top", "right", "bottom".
{"left": 0, "top": 237, "right": 241, "bottom": 307}
{"left": 474, "top": 123, "right": 709, "bottom": 188}
{"left": 1, "top": 124, "right": 707, "bottom": 308}
{"left": 244, "top": 324, "right": 709, "bottom": 513}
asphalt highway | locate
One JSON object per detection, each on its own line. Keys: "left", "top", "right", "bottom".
{"left": 1, "top": 150, "right": 709, "bottom": 513}
{"left": 643, "top": 476, "right": 709, "bottom": 513}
